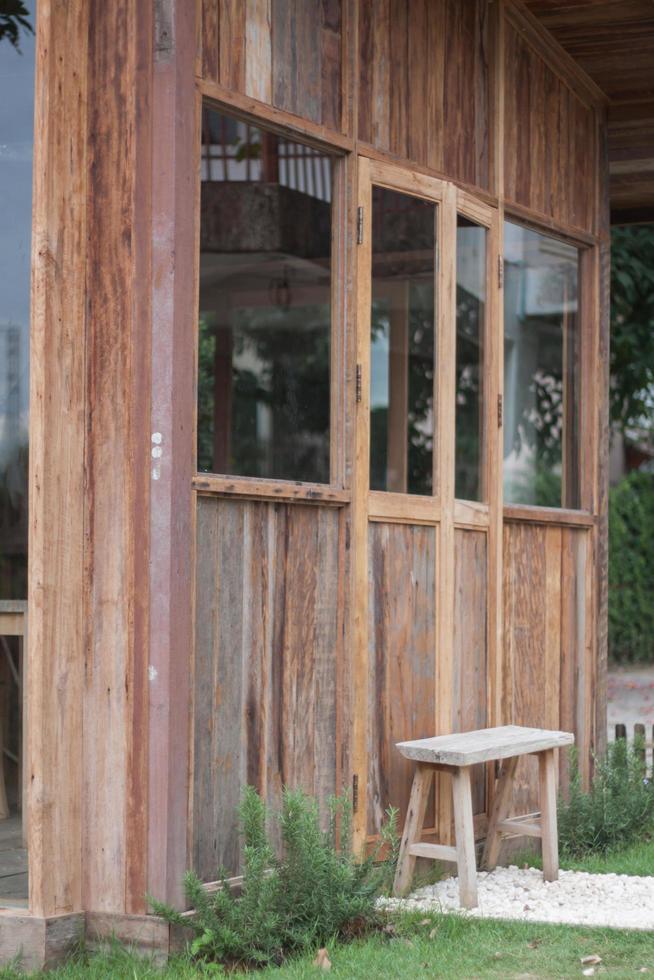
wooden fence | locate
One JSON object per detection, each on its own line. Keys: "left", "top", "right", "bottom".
{"left": 612, "top": 723, "right": 654, "bottom": 778}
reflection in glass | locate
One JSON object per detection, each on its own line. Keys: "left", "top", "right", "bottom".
{"left": 455, "top": 217, "right": 486, "bottom": 501}
{"left": 369, "top": 188, "right": 435, "bottom": 495}
{"left": 503, "top": 222, "right": 580, "bottom": 508}
{"left": 0, "top": 2, "right": 34, "bottom": 600}
{"left": 0, "top": 0, "right": 35, "bottom": 905}
{"left": 197, "top": 107, "right": 333, "bottom": 483}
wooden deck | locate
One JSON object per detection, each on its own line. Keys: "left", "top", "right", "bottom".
{"left": 0, "top": 815, "right": 27, "bottom": 907}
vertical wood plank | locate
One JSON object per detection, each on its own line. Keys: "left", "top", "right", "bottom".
{"left": 245, "top": 0, "right": 272, "bottom": 103}
{"left": 201, "top": 0, "right": 219, "bottom": 82}
{"left": 407, "top": 0, "right": 428, "bottom": 166}
{"left": 388, "top": 0, "right": 408, "bottom": 160}
{"left": 294, "top": 0, "right": 322, "bottom": 123}
{"left": 219, "top": 0, "right": 246, "bottom": 91}
{"left": 321, "top": 0, "right": 343, "bottom": 131}
{"left": 453, "top": 530, "right": 488, "bottom": 814}
{"left": 357, "top": 0, "right": 373, "bottom": 144}
{"left": 28, "top": 0, "right": 89, "bottom": 918}
{"left": 84, "top": 0, "right": 142, "bottom": 913}
{"left": 371, "top": 0, "right": 390, "bottom": 151}
{"left": 351, "top": 156, "right": 372, "bottom": 853}
{"left": 595, "top": 109, "right": 610, "bottom": 764}
{"left": 436, "top": 183, "right": 458, "bottom": 842}
{"left": 147, "top": 0, "right": 197, "bottom": 907}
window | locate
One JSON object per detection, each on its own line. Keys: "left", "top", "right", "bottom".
{"left": 455, "top": 216, "right": 486, "bottom": 502}
{"left": 0, "top": 4, "right": 35, "bottom": 600}
{"left": 369, "top": 187, "right": 436, "bottom": 495}
{"left": 503, "top": 222, "right": 580, "bottom": 508}
{"left": 197, "top": 107, "right": 335, "bottom": 483}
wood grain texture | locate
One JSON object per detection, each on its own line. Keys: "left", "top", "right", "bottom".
{"left": 147, "top": 0, "right": 198, "bottom": 910}
{"left": 200, "top": 0, "right": 343, "bottom": 128}
{"left": 503, "top": 522, "right": 594, "bottom": 812}
{"left": 28, "top": 0, "right": 89, "bottom": 918}
{"left": 453, "top": 530, "right": 488, "bottom": 814}
{"left": 367, "top": 522, "right": 436, "bottom": 837}
{"left": 83, "top": 0, "right": 152, "bottom": 915}
{"left": 358, "top": 0, "right": 490, "bottom": 188}
{"left": 192, "top": 498, "right": 343, "bottom": 879}
{"left": 504, "top": 17, "right": 598, "bottom": 232}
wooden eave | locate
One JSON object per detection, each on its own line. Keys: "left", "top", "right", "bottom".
{"left": 523, "top": 0, "right": 654, "bottom": 223}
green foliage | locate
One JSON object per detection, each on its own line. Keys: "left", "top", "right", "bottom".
{"left": 611, "top": 225, "right": 654, "bottom": 434}
{"left": 152, "top": 787, "right": 398, "bottom": 971}
{"left": 0, "top": 1, "right": 33, "bottom": 53}
{"left": 558, "top": 739, "right": 654, "bottom": 859}
{"left": 608, "top": 470, "right": 654, "bottom": 663}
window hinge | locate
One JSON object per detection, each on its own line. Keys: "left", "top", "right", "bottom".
{"left": 498, "top": 254, "right": 504, "bottom": 289}
{"left": 355, "top": 363, "right": 363, "bottom": 403}
{"left": 498, "top": 393, "right": 503, "bottom": 427}
{"left": 356, "top": 206, "right": 364, "bottom": 245}
{"left": 352, "top": 774, "right": 359, "bottom": 813}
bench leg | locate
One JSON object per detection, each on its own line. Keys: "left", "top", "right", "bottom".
{"left": 539, "top": 749, "right": 559, "bottom": 881}
{"left": 481, "top": 755, "right": 518, "bottom": 871}
{"left": 452, "top": 766, "right": 477, "bottom": 909}
{"left": 393, "top": 764, "right": 433, "bottom": 897}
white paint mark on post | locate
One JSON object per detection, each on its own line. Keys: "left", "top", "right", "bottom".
{"left": 148, "top": 665, "right": 158, "bottom": 682}
{"left": 152, "top": 432, "right": 163, "bottom": 480}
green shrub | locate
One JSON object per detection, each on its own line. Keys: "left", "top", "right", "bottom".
{"left": 609, "top": 470, "right": 654, "bottom": 663}
{"left": 558, "top": 738, "right": 654, "bottom": 858}
{"left": 151, "top": 786, "right": 398, "bottom": 970}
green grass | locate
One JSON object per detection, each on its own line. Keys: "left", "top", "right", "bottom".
{"left": 2, "top": 914, "right": 654, "bottom": 980}
{"left": 4, "top": 839, "right": 653, "bottom": 979}
{"left": 515, "top": 832, "right": 654, "bottom": 877}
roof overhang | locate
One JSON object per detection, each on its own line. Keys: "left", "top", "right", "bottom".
{"left": 523, "top": 0, "right": 654, "bottom": 224}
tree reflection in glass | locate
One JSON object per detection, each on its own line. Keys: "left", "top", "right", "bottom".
{"left": 455, "top": 216, "right": 486, "bottom": 502}
{"left": 0, "top": 0, "right": 35, "bottom": 600}
{"left": 369, "top": 187, "right": 436, "bottom": 495}
{"left": 197, "top": 107, "right": 333, "bottom": 483}
{"left": 503, "top": 222, "right": 580, "bottom": 508}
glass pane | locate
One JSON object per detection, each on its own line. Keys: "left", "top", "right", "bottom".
{"left": 455, "top": 216, "right": 486, "bottom": 502}
{"left": 1, "top": 5, "right": 35, "bottom": 601}
{"left": 197, "top": 107, "right": 334, "bottom": 483}
{"left": 0, "top": 0, "right": 36, "bottom": 907}
{"left": 503, "top": 222, "right": 580, "bottom": 508}
{"left": 369, "top": 187, "right": 436, "bottom": 495}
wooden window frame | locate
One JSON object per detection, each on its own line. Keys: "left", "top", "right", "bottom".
{"left": 193, "top": 96, "right": 352, "bottom": 502}
{"left": 501, "top": 211, "right": 599, "bottom": 526}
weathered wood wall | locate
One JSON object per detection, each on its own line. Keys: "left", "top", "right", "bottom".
{"left": 199, "top": 0, "right": 343, "bottom": 130}
{"left": 503, "top": 14, "right": 598, "bottom": 232}
{"left": 357, "top": 0, "right": 490, "bottom": 189}
{"left": 193, "top": 497, "right": 345, "bottom": 878}
{"left": 503, "top": 521, "right": 594, "bottom": 814}
{"left": 26, "top": 0, "right": 608, "bottom": 928}
{"left": 453, "top": 529, "right": 488, "bottom": 816}
{"left": 366, "top": 523, "right": 437, "bottom": 837}
{"left": 190, "top": 0, "right": 606, "bottom": 872}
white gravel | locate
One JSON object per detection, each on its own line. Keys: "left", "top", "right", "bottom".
{"left": 380, "top": 865, "right": 654, "bottom": 930}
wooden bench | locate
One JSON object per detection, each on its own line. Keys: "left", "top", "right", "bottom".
{"left": 393, "top": 725, "right": 574, "bottom": 909}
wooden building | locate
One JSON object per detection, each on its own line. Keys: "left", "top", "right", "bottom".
{"left": 0, "top": 0, "right": 653, "bottom": 967}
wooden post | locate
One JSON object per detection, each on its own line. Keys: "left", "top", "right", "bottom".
{"left": 393, "top": 764, "right": 434, "bottom": 896}
{"left": 28, "top": 0, "right": 89, "bottom": 918}
{"left": 538, "top": 749, "right": 559, "bottom": 882}
{"left": 452, "top": 766, "right": 478, "bottom": 909}
{"left": 481, "top": 754, "right": 518, "bottom": 870}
